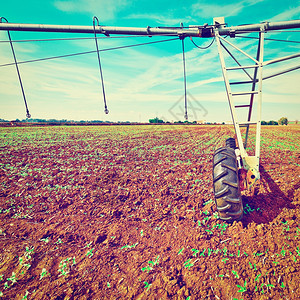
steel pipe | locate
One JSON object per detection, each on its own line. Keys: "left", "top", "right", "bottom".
{"left": 0, "top": 19, "right": 299, "bottom": 36}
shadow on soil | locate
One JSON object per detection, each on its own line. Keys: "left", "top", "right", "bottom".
{"left": 241, "top": 165, "right": 298, "bottom": 226}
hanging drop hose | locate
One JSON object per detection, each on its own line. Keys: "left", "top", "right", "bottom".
{"left": 1, "top": 17, "right": 31, "bottom": 118}
{"left": 180, "top": 23, "right": 188, "bottom": 121}
{"left": 93, "top": 16, "right": 109, "bottom": 114}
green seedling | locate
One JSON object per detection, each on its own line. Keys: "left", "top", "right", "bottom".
{"left": 255, "top": 274, "right": 261, "bottom": 282}
{"left": 22, "top": 290, "right": 29, "bottom": 299}
{"left": 40, "top": 237, "right": 50, "bottom": 243}
{"left": 178, "top": 248, "right": 184, "bottom": 255}
{"left": 203, "top": 199, "right": 213, "bottom": 206}
{"left": 142, "top": 256, "right": 160, "bottom": 273}
{"left": 192, "top": 249, "right": 199, "bottom": 257}
{"left": 149, "top": 255, "right": 160, "bottom": 266}
{"left": 213, "top": 212, "right": 219, "bottom": 219}
{"left": 232, "top": 270, "right": 239, "bottom": 279}
{"left": 121, "top": 242, "right": 138, "bottom": 250}
{"left": 237, "top": 280, "right": 247, "bottom": 293}
{"left": 282, "top": 221, "right": 290, "bottom": 232}
{"left": 183, "top": 259, "right": 195, "bottom": 270}
{"left": 40, "top": 268, "right": 49, "bottom": 280}
{"left": 25, "top": 246, "right": 34, "bottom": 260}
{"left": 58, "top": 257, "right": 75, "bottom": 277}
{"left": 84, "top": 242, "right": 93, "bottom": 248}
{"left": 7, "top": 272, "right": 17, "bottom": 284}
{"left": 205, "top": 229, "right": 213, "bottom": 234}
{"left": 55, "top": 238, "right": 63, "bottom": 245}
{"left": 207, "top": 248, "right": 213, "bottom": 256}
{"left": 86, "top": 248, "right": 94, "bottom": 258}
{"left": 141, "top": 265, "right": 153, "bottom": 273}
{"left": 144, "top": 281, "right": 151, "bottom": 291}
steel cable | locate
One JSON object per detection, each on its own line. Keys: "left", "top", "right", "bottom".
{"left": 180, "top": 25, "right": 188, "bottom": 121}
{"left": 93, "top": 16, "right": 108, "bottom": 115}
{"left": 235, "top": 34, "right": 300, "bottom": 43}
{"left": 1, "top": 17, "right": 31, "bottom": 118}
{"left": 190, "top": 36, "right": 215, "bottom": 49}
{"left": 0, "top": 33, "right": 177, "bottom": 43}
{"left": 0, "top": 37, "right": 179, "bottom": 68}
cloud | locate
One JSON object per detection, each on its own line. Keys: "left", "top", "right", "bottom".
{"left": 125, "top": 13, "right": 196, "bottom": 26}
{"left": 54, "top": 0, "right": 131, "bottom": 21}
{"left": 268, "top": 5, "right": 300, "bottom": 22}
{"left": 191, "top": 0, "right": 264, "bottom": 19}
{"left": 114, "top": 47, "right": 218, "bottom": 96}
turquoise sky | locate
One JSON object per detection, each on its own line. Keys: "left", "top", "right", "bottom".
{"left": 0, "top": 0, "right": 299, "bottom": 122}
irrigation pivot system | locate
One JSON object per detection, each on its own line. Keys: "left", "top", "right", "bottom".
{"left": 1, "top": 17, "right": 300, "bottom": 221}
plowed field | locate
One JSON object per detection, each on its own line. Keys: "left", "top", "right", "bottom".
{"left": 0, "top": 125, "right": 299, "bottom": 300}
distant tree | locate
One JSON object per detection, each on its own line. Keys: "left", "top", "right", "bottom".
{"left": 261, "top": 121, "right": 267, "bottom": 125}
{"left": 278, "top": 117, "right": 288, "bottom": 125}
{"left": 149, "top": 117, "right": 164, "bottom": 124}
{"left": 295, "top": 120, "right": 298, "bottom": 124}
{"left": 267, "top": 120, "right": 278, "bottom": 125}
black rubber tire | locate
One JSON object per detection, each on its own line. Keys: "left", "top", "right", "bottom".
{"left": 213, "top": 147, "right": 243, "bottom": 221}
{"left": 225, "top": 137, "right": 236, "bottom": 149}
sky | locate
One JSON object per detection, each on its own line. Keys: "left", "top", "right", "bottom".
{"left": 0, "top": 0, "right": 299, "bottom": 123}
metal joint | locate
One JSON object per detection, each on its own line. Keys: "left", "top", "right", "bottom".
{"left": 260, "top": 21, "right": 269, "bottom": 32}
{"left": 93, "top": 16, "right": 109, "bottom": 36}
{"left": 201, "top": 27, "right": 213, "bottom": 38}
{"left": 229, "top": 30, "right": 236, "bottom": 38}
{"left": 0, "top": 17, "right": 8, "bottom": 23}
{"left": 179, "top": 33, "right": 186, "bottom": 40}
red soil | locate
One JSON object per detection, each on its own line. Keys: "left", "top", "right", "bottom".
{"left": 0, "top": 125, "right": 299, "bottom": 299}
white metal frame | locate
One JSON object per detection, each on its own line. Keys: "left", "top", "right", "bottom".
{"left": 214, "top": 19, "right": 300, "bottom": 191}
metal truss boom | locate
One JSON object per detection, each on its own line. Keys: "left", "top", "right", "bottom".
{"left": 0, "top": 19, "right": 300, "bottom": 36}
